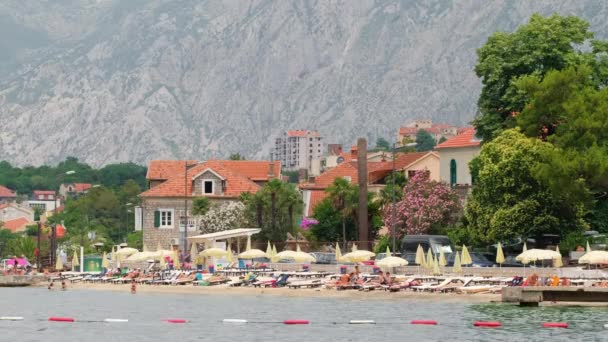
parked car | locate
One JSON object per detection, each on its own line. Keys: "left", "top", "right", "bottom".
{"left": 400, "top": 235, "right": 454, "bottom": 264}
{"left": 310, "top": 252, "right": 336, "bottom": 264}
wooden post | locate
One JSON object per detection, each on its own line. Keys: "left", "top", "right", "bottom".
{"left": 357, "top": 138, "right": 368, "bottom": 250}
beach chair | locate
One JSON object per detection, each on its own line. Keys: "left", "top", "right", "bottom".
{"left": 287, "top": 279, "right": 323, "bottom": 289}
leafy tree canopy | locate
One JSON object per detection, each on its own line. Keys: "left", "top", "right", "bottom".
{"left": 415, "top": 129, "right": 436, "bottom": 152}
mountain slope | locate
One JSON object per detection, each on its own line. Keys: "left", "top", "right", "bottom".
{"left": 1, "top": 0, "right": 607, "bottom": 166}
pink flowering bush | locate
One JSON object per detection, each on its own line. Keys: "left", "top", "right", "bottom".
{"left": 383, "top": 171, "right": 461, "bottom": 236}
{"left": 300, "top": 217, "right": 319, "bottom": 231}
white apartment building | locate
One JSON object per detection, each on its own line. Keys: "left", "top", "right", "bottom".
{"left": 274, "top": 130, "right": 323, "bottom": 172}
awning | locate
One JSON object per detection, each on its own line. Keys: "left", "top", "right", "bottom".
{"left": 187, "top": 228, "right": 261, "bottom": 243}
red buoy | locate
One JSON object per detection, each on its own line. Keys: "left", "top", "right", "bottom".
{"left": 283, "top": 320, "right": 310, "bottom": 325}
{"left": 48, "top": 317, "right": 75, "bottom": 322}
{"left": 542, "top": 322, "right": 568, "bottom": 328}
{"left": 166, "top": 319, "right": 187, "bottom": 324}
{"left": 474, "top": 321, "right": 501, "bottom": 327}
{"left": 411, "top": 320, "right": 438, "bottom": 325}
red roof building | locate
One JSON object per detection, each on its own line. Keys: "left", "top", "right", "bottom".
{"left": 2, "top": 217, "right": 32, "bottom": 233}
{"left": 32, "top": 190, "right": 56, "bottom": 201}
{"left": 435, "top": 128, "right": 480, "bottom": 149}
{"left": 435, "top": 128, "right": 481, "bottom": 186}
{"left": 0, "top": 185, "right": 16, "bottom": 200}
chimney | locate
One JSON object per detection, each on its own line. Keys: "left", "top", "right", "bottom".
{"left": 350, "top": 146, "right": 358, "bottom": 160}
{"left": 268, "top": 162, "right": 275, "bottom": 179}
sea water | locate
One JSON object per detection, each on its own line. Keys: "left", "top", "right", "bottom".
{"left": 0, "top": 288, "right": 606, "bottom": 342}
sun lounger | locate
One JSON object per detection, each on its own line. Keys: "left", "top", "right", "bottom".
{"left": 287, "top": 279, "right": 323, "bottom": 289}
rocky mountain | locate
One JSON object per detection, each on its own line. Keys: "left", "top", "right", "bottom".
{"left": 1, "top": 0, "right": 607, "bottom": 166}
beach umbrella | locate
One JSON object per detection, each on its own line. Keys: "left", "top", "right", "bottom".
{"left": 199, "top": 248, "right": 227, "bottom": 258}
{"left": 516, "top": 249, "right": 561, "bottom": 264}
{"left": 432, "top": 255, "right": 441, "bottom": 275}
{"left": 496, "top": 242, "right": 505, "bottom": 266}
{"left": 461, "top": 245, "right": 472, "bottom": 265}
{"left": 426, "top": 248, "right": 434, "bottom": 271}
{"left": 159, "top": 251, "right": 166, "bottom": 269}
{"left": 226, "top": 245, "right": 234, "bottom": 263}
{"left": 439, "top": 250, "right": 447, "bottom": 267}
{"left": 341, "top": 245, "right": 375, "bottom": 263}
{"left": 238, "top": 236, "right": 268, "bottom": 259}
{"left": 115, "top": 247, "right": 138, "bottom": 257}
{"left": 586, "top": 241, "right": 592, "bottom": 253}
{"left": 452, "top": 251, "right": 462, "bottom": 273}
{"left": 266, "top": 241, "right": 272, "bottom": 258}
{"left": 415, "top": 244, "right": 425, "bottom": 267}
{"left": 276, "top": 245, "right": 316, "bottom": 263}
{"left": 554, "top": 245, "right": 563, "bottom": 268}
{"left": 270, "top": 244, "right": 279, "bottom": 263}
{"left": 377, "top": 247, "right": 408, "bottom": 268}
{"left": 71, "top": 251, "right": 79, "bottom": 271}
{"left": 55, "top": 255, "right": 63, "bottom": 271}
{"left": 335, "top": 242, "right": 342, "bottom": 262}
{"left": 101, "top": 252, "right": 109, "bottom": 269}
{"left": 578, "top": 251, "right": 608, "bottom": 264}
{"left": 111, "top": 246, "right": 116, "bottom": 261}
{"left": 275, "top": 249, "right": 298, "bottom": 260}
{"left": 523, "top": 242, "right": 528, "bottom": 252}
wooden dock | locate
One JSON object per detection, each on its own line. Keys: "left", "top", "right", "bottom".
{"left": 502, "top": 286, "right": 608, "bottom": 306}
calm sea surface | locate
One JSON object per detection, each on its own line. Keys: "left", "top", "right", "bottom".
{"left": 1, "top": 288, "right": 607, "bottom": 342}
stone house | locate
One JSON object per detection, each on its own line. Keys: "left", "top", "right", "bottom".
{"left": 59, "top": 183, "right": 92, "bottom": 198}
{"left": 435, "top": 128, "right": 481, "bottom": 187}
{"left": 139, "top": 159, "right": 280, "bottom": 249}
{"left": 0, "top": 203, "right": 35, "bottom": 222}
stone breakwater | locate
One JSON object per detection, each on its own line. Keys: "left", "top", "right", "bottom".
{"left": 0, "top": 275, "right": 46, "bottom": 287}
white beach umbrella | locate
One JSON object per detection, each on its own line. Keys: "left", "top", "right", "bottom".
{"left": 238, "top": 236, "right": 268, "bottom": 259}
{"left": 452, "top": 251, "right": 462, "bottom": 273}
{"left": 200, "top": 248, "right": 228, "bottom": 258}
{"left": 515, "top": 249, "right": 561, "bottom": 264}
{"left": 578, "top": 251, "right": 608, "bottom": 264}
{"left": 115, "top": 247, "right": 139, "bottom": 257}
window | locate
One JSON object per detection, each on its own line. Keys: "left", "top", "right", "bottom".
{"left": 203, "top": 180, "right": 214, "bottom": 194}
{"left": 154, "top": 209, "right": 174, "bottom": 228}
{"left": 408, "top": 170, "right": 417, "bottom": 179}
{"left": 450, "top": 159, "right": 457, "bottom": 186}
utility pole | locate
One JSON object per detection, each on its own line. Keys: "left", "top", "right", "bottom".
{"left": 391, "top": 143, "right": 397, "bottom": 252}
{"left": 183, "top": 161, "right": 189, "bottom": 257}
{"left": 36, "top": 222, "right": 41, "bottom": 270}
{"left": 357, "top": 138, "right": 369, "bottom": 250}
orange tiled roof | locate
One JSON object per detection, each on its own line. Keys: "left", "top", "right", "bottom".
{"left": 218, "top": 160, "right": 280, "bottom": 181}
{"left": 74, "top": 183, "right": 92, "bottom": 192}
{"left": 308, "top": 190, "right": 328, "bottom": 217}
{"left": 301, "top": 162, "right": 359, "bottom": 189}
{"left": 141, "top": 160, "right": 276, "bottom": 198}
{"left": 435, "top": 128, "right": 481, "bottom": 149}
{"left": 146, "top": 160, "right": 198, "bottom": 180}
{"left": 287, "top": 130, "right": 320, "bottom": 137}
{"left": 0, "top": 185, "right": 16, "bottom": 198}
{"left": 33, "top": 190, "right": 55, "bottom": 196}
{"left": 2, "top": 217, "right": 32, "bottom": 233}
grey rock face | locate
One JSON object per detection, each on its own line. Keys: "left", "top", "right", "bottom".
{"left": 1, "top": 0, "right": 607, "bottom": 166}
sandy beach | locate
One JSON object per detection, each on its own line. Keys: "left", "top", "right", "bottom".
{"left": 57, "top": 282, "right": 502, "bottom": 303}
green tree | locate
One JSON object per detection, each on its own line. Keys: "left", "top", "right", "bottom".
{"left": 473, "top": 13, "right": 599, "bottom": 142}
{"left": 310, "top": 198, "right": 356, "bottom": 243}
{"left": 229, "top": 153, "right": 246, "bottom": 160}
{"left": 0, "top": 228, "right": 16, "bottom": 258}
{"left": 465, "top": 129, "right": 586, "bottom": 244}
{"left": 375, "top": 137, "right": 390, "bottom": 151}
{"left": 241, "top": 180, "right": 303, "bottom": 242}
{"left": 282, "top": 170, "right": 300, "bottom": 183}
{"left": 325, "top": 178, "right": 358, "bottom": 247}
{"left": 192, "top": 197, "right": 211, "bottom": 216}
{"left": 415, "top": 129, "right": 436, "bottom": 152}
{"left": 438, "top": 136, "right": 447, "bottom": 144}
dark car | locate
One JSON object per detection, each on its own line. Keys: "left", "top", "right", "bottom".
{"left": 310, "top": 252, "right": 336, "bottom": 264}
{"left": 446, "top": 252, "right": 495, "bottom": 267}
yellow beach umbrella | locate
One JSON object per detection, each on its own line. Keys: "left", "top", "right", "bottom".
{"left": 523, "top": 242, "right": 528, "bottom": 252}
{"left": 200, "top": 248, "right": 227, "bottom": 258}
{"left": 496, "top": 242, "right": 505, "bottom": 265}
{"left": 461, "top": 245, "right": 472, "bottom": 265}
{"left": 586, "top": 241, "right": 592, "bottom": 253}
{"left": 173, "top": 251, "right": 181, "bottom": 270}
{"left": 426, "top": 248, "right": 434, "bottom": 270}
{"left": 266, "top": 241, "right": 272, "bottom": 257}
{"left": 578, "top": 250, "right": 608, "bottom": 264}
{"left": 342, "top": 246, "right": 375, "bottom": 262}
{"left": 272, "top": 244, "right": 278, "bottom": 257}
{"left": 386, "top": 246, "right": 391, "bottom": 257}
{"left": 72, "top": 251, "right": 79, "bottom": 271}
{"left": 101, "top": 252, "right": 109, "bottom": 269}
{"left": 377, "top": 246, "right": 408, "bottom": 268}
{"left": 159, "top": 251, "right": 166, "bottom": 269}
{"left": 335, "top": 242, "right": 342, "bottom": 262}
{"left": 415, "top": 244, "right": 425, "bottom": 267}
{"left": 439, "top": 250, "right": 447, "bottom": 267}
{"left": 111, "top": 246, "right": 116, "bottom": 261}
{"left": 554, "top": 245, "right": 563, "bottom": 268}
{"left": 270, "top": 244, "right": 279, "bottom": 263}
{"left": 452, "top": 251, "right": 462, "bottom": 273}
{"left": 432, "top": 256, "right": 441, "bottom": 275}
{"left": 516, "top": 249, "right": 561, "bottom": 263}
{"left": 55, "top": 255, "right": 63, "bottom": 271}
{"left": 238, "top": 236, "right": 268, "bottom": 259}
{"left": 226, "top": 244, "right": 234, "bottom": 263}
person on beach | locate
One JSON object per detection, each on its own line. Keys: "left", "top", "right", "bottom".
{"left": 385, "top": 272, "right": 393, "bottom": 285}
{"left": 61, "top": 279, "right": 67, "bottom": 291}
{"left": 183, "top": 250, "right": 191, "bottom": 270}
{"left": 131, "top": 279, "right": 137, "bottom": 294}
{"left": 354, "top": 265, "right": 361, "bottom": 280}
{"left": 376, "top": 271, "right": 385, "bottom": 285}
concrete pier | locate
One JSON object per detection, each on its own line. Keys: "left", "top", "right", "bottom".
{"left": 0, "top": 275, "right": 45, "bottom": 287}
{"left": 502, "top": 286, "right": 608, "bottom": 306}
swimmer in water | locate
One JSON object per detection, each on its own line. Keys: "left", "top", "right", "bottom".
{"left": 48, "top": 281, "right": 54, "bottom": 291}
{"left": 130, "top": 279, "right": 137, "bottom": 294}
{"left": 61, "top": 280, "right": 67, "bottom": 291}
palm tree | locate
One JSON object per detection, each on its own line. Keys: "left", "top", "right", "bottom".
{"left": 326, "top": 178, "right": 358, "bottom": 248}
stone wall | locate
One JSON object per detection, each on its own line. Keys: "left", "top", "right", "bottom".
{"left": 193, "top": 170, "right": 223, "bottom": 196}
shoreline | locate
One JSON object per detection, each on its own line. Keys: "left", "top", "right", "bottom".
{"left": 53, "top": 282, "right": 502, "bottom": 303}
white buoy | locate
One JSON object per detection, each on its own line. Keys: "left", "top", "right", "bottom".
{"left": 604, "top": 323, "right": 608, "bottom": 329}
{"left": 103, "top": 318, "right": 129, "bottom": 323}
{"left": 349, "top": 320, "right": 376, "bottom": 324}
{"left": 0, "top": 317, "right": 24, "bottom": 321}
{"left": 222, "top": 319, "right": 248, "bottom": 324}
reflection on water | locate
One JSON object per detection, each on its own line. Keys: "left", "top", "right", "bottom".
{"left": 0, "top": 288, "right": 607, "bottom": 342}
